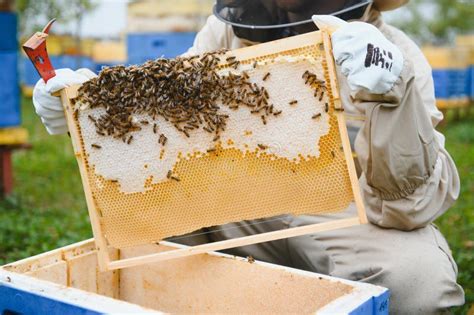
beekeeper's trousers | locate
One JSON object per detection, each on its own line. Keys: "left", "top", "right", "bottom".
{"left": 177, "top": 204, "right": 465, "bottom": 314}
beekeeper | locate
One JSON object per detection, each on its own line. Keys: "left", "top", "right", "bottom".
{"left": 32, "top": 0, "right": 464, "bottom": 313}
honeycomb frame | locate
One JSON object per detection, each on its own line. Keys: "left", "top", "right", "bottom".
{"left": 60, "top": 31, "right": 367, "bottom": 271}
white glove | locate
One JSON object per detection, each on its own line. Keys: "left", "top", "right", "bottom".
{"left": 32, "top": 68, "right": 97, "bottom": 135}
{"left": 312, "top": 15, "right": 404, "bottom": 95}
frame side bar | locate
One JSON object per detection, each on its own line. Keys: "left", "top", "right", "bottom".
{"left": 61, "top": 88, "right": 112, "bottom": 271}
{"left": 322, "top": 31, "right": 368, "bottom": 224}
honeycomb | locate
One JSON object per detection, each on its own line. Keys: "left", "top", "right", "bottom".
{"left": 67, "top": 38, "right": 354, "bottom": 249}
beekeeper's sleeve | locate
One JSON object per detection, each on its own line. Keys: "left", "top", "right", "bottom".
{"left": 352, "top": 24, "right": 460, "bottom": 230}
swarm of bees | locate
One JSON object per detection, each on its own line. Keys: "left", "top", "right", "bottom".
{"left": 73, "top": 50, "right": 278, "bottom": 144}
{"left": 302, "top": 71, "right": 326, "bottom": 96}
{"left": 302, "top": 70, "right": 329, "bottom": 118}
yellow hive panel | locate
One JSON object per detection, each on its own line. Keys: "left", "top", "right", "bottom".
{"left": 63, "top": 31, "right": 356, "bottom": 250}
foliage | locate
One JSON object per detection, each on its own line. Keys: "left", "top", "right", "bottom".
{"left": 0, "top": 98, "right": 90, "bottom": 263}
{"left": 16, "top": 0, "right": 97, "bottom": 36}
{"left": 437, "top": 111, "right": 474, "bottom": 315}
{"left": 389, "top": 0, "right": 474, "bottom": 44}
{"left": 0, "top": 99, "right": 473, "bottom": 313}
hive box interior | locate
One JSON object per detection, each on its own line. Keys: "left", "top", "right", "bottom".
{"left": 1, "top": 240, "right": 388, "bottom": 314}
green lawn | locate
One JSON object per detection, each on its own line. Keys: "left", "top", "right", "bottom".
{"left": 1, "top": 98, "right": 473, "bottom": 313}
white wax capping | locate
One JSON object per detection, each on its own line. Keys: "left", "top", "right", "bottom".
{"left": 78, "top": 58, "right": 330, "bottom": 193}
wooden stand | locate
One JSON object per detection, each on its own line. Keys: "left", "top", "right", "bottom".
{"left": 0, "top": 148, "right": 13, "bottom": 196}
{"left": 0, "top": 128, "right": 30, "bottom": 198}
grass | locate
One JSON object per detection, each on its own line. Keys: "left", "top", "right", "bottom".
{"left": 0, "top": 97, "right": 91, "bottom": 262}
{"left": 1, "top": 98, "right": 473, "bottom": 313}
{"left": 437, "top": 109, "right": 474, "bottom": 314}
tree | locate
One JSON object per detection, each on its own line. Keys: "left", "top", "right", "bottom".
{"left": 16, "top": 0, "right": 97, "bottom": 68}
{"left": 16, "top": 0, "right": 97, "bottom": 37}
{"left": 389, "top": 0, "right": 474, "bottom": 44}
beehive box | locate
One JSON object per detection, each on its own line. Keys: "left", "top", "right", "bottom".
{"left": 0, "top": 240, "right": 389, "bottom": 314}
{"left": 456, "top": 35, "right": 474, "bottom": 101}
{"left": 423, "top": 46, "right": 470, "bottom": 109}
{"left": 126, "top": 0, "right": 213, "bottom": 32}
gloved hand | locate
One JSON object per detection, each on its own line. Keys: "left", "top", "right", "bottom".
{"left": 32, "top": 68, "right": 97, "bottom": 135}
{"left": 312, "top": 15, "right": 404, "bottom": 95}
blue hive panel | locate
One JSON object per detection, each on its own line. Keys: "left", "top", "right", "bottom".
{"left": 20, "top": 55, "right": 97, "bottom": 86}
{"left": 0, "top": 12, "right": 17, "bottom": 51}
{"left": 127, "top": 32, "right": 196, "bottom": 65}
{"left": 0, "top": 52, "right": 20, "bottom": 127}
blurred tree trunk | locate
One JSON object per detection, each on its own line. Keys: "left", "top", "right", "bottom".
{"left": 16, "top": 0, "right": 96, "bottom": 41}
{"left": 0, "top": 0, "right": 15, "bottom": 12}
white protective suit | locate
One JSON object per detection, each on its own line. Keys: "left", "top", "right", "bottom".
{"left": 178, "top": 10, "right": 465, "bottom": 314}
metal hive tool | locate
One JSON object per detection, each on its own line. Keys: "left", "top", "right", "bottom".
{"left": 60, "top": 31, "right": 367, "bottom": 271}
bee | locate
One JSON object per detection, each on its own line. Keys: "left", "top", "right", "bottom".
{"left": 261, "top": 115, "right": 267, "bottom": 125}
{"left": 213, "top": 134, "right": 220, "bottom": 142}
{"left": 183, "top": 129, "right": 190, "bottom": 138}
{"left": 264, "top": 89, "right": 269, "bottom": 99}
{"left": 170, "top": 176, "right": 181, "bottom": 182}
{"left": 229, "top": 60, "right": 240, "bottom": 69}
{"left": 88, "top": 115, "right": 96, "bottom": 123}
{"left": 258, "top": 144, "right": 268, "bottom": 150}
{"left": 263, "top": 72, "right": 271, "bottom": 81}
{"left": 273, "top": 110, "right": 282, "bottom": 116}
{"left": 159, "top": 134, "right": 168, "bottom": 145}
{"left": 140, "top": 120, "right": 149, "bottom": 125}
{"left": 334, "top": 107, "right": 345, "bottom": 112}
{"left": 319, "top": 91, "right": 324, "bottom": 101}
{"left": 207, "top": 148, "right": 216, "bottom": 153}
{"left": 267, "top": 104, "right": 274, "bottom": 114}
{"left": 289, "top": 100, "right": 298, "bottom": 106}
{"left": 226, "top": 56, "right": 236, "bottom": 62}
{"left": 247, "top": 256, "right": 255, "bottom": 264}
{"left": 331, "top": 151, "right": 336, "bottom": 158}
{"left": 153, "top": 123, "right": 158, "bottom": 134}
{"left": 325, "top": 103, "right": 329, "bottom": 113}
{"left": 312, "top": 113, "right": 322, "bottom": 119}
{"left": 91, "top": 143, "right": 102, "bottom": 149}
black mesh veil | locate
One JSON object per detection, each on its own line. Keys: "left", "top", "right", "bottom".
{"left": 213, "top": 0, "right": 373, "bottom": 42}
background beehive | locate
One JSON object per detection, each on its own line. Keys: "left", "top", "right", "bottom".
{"left": 65, "top": 32, "right": 355, "bottom": 250}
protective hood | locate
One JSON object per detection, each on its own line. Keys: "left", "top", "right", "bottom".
{"left": 213, "top": 0, "right": 374, "bottom": 42}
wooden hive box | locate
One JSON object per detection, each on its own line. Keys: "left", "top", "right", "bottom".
{"left": 0, "top": 240, "right": 389, "bottom": 314}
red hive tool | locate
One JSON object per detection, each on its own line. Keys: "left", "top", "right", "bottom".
{"left": 22, "top": 19, "right": 57, "bottom": 83}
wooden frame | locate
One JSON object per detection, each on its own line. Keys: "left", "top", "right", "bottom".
{"left": 60, "top": 31, "right": 367, "bottom": 271}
